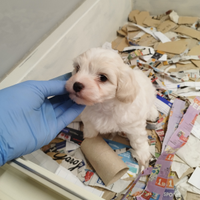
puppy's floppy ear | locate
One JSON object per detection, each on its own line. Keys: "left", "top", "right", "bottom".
{"left": 116, "top": 67, "right": 139, "bottom": 103}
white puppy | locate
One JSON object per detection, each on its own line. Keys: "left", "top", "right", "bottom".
{"left": 66, "top": 48, "right": 158, "bottom": 167}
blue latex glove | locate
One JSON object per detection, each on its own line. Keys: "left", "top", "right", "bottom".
{"left": 0, "top": 74, "right": 85, "bottom": 166}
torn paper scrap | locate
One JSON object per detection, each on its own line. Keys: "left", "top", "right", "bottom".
{"left": 118, "top": 150, "right": 139, "bottom": 175}
{"left": 165, "top": 31, "right": 178, "bottom": 41}
{"left": 191, "top": 121, "right": 200, "bottom": 140}
{"left": 128, "top": 23, "right": 158, "bottom": 40}
{"left": 121, "top": 167, "right": 153, "bottom": 200}
{"left": 143, "top": 16, "right": 161, "bottom": 27}
{"left": 173, "top": 155, "right": 185, "bottom": 163}
{"left": 67, "top": 147, "right": 87, "bottom": 165}
{"left": 161, "top": 98, "right": 185, "bottom": 153}
{"left": 177, "top": 82, "right": 200, "bottom": 89}
{"left": 187, "top": 45, "right": 200, "bottom": 68}
{"left": 123, "top": 45, "right": 155, "bottom": 55}
{"left": 171, "top": 161, "right": 190, "bottom": 178}
{"left": 112, "top": 37, "right": 129, "bottom": 51}
{"left": 174, "top": 186, "right": 184, "bottom": 200}
{"left": 150, "top": 144, "right": 156, "bottom": 157}
{"left": 85, "top": 172, "right": 132, "bottom": 193}
{"left": 47, "top": 150, "right": 86, "bottom": 177}
{"left": 158, "top": 53, "right": 167, "bottom": 61}
{"left": 115, "top": 148, "right": 127, "bottom": 154}
{"left": 136, "top": 33, "right": 157, "bottom": 47}
{"left": 169, "top": 63, "right": 198, "bottom": 72}
{"left": 169, "top": 10, "right": 179, "bottom": 24}
{"left": 23, "top": 149, "right": 59, "bottom": 173}
{"left": 154, "top": 94, "right": 172, "bottom": 116}
{"left": 60, "top": 157, "right": 83, "bottom": 177}
{"left": 127, "top": 24, "right": 140, "bottom": 32}
{"left": 134, "top": 11, "right": 150, "bottom": 26}
{"left": 177, "top": 92, "right": 200, "bottom": 97}
{"left": 157, "top": 20, "right": 177, "bottom": 33}
{"left": 170, "top": 69, "right": 200, "bottom": 82}
{"left": 58, "top": 127, "right": 84, "bottom": 145}
{"left": 188, "top": 44, "right": 200, "bottom": 56}
{"left": 175, "top": 176, "right": 188, "bottom": 199}
{"left": 101, "top": 190, "right": 116, "bottom": 200}
{"left": 175, "top": 25, "right": 200, "bottom": 40}
{"left": 65, "top": 141, "right": 80, "bottom": 152}
{"left": 186, "top": 192, "right": 200, "bottom": 200}
{"left": 129, "top": 181, "right": 146, "bottom": 196}
{"left": 128, "top": 10, "right": 140, "bottom": 23}
{"left": 191, "top": 114, "right": 200, "bottom": 138}
{"left": 177, "top": 179, "right": 200, "bottom": 195}
{"left": 154, "top": 40, "right": 188, "bottom": 54}
{"left": 176, "top": 134, "right": 200, "bottom": 167}
{"left": 167, "top": 98, "right": 200, "bottom": 155}
{"left": 117, "top": 29, "right": 127, "bottom": 37}
{"left": 67, "top": 122, "right": 81, "bottom": 130}
{"left": 133, "top": 31, "right": 146, "bottom": 39}
{"left": 185, "top": 38, "right": 199, "bottom": 50}
{"left": 55, "top": 165, "right": 104, "bottom": 197}
{"left": 127, "top": 31, "right": 141, "bottom": 40}
{"left": 176, "top": 184, "right": 187, "bottom": 199}
{"left": 173, "top": 167, "right": 194, "bottom": 186}
{"left": 188, "top": 167, "right": 200, "bottom": 190}
{"left": 153, "top": 31, "right": 171, "bottom": 43}
{"left": 178, "top": 16, "right": 199, "bottom": 25}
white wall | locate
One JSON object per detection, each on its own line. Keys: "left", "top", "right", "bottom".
{"left": 133, "top": 0, "right": 200, "bottom": 17}
{"left": 0, "top": 0, "right": 84, "bottom": 81}
{"left": 0, "top": 0, "right": 133, "bottom": 89}
{"left": 21, "top": 0, "right": 133, "bottom": 82}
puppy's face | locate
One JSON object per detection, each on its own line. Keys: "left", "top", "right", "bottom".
{"left": 66, "top": 48, "right": 138, "bottom": 105}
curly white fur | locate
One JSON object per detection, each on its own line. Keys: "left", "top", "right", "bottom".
{"left": 66, "top": 48, "right": 158, "bottom": 167}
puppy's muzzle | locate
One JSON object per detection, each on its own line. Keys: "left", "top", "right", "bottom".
{"left": 73, "top": 82, "right": 84, "bottom": 92}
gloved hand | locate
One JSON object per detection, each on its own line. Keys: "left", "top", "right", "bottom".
{"left": 0, "top": 73, "right": 85, "bottom": 166}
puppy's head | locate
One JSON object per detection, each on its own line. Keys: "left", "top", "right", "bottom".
{"left": 66, "top": 48, "right": 139, "bottom": 105}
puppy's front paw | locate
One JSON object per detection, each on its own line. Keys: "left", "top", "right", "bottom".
{"left": 147, "top": 105, "right": 159, "bottom": 122}
{"left": 131, "top": 149, "right": 151, "bottom": 170}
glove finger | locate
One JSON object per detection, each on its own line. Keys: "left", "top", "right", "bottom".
{"left": 57, "top": 104, "right": 85, "bottom": 132}
{"left": 50, "top": 72, "right": 72, "bottom": 81}
{"left": 49, "top": 94, "right": 70, "bottom": 109}
{"left": 54, "top": 99, "right": 74, "bottom": 118}
{"left": 33, "top": 80, "right": 68, "bottom": 97}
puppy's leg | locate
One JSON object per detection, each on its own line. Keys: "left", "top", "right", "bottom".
{"left": 83, "top": 121, "right": 99, "bottom": 139}
{"left": 127, "top": 133, "right": 151, "bottom": 169}
{"left": 147, "top": 105, "right": 159, "bottom": 122}
{"left": 126, "top": 124, "right": 151, "bottom": 169}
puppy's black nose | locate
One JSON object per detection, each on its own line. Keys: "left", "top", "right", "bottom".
{"left": 73, "top": 82, "right": 84, "bottom": 92}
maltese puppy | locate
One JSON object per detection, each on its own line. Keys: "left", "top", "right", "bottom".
{"left": 66, "top": 48, "right": 158, "bottom": 167}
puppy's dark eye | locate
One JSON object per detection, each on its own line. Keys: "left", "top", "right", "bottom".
{"left": 75, "top": 65, "right": 80, "bottom": 73}
{"left": 99, "top": 74, "right": 107, "bottom": 82}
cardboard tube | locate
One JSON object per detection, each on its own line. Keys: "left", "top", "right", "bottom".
{"left": 81, "top": 136, "right": 129, "bottom": 186}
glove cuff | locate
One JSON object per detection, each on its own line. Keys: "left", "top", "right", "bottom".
{"left": 0, "top": 135, "right": 6, "bottom": 166}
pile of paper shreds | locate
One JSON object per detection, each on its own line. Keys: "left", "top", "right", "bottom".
{"left": 109, "top": 9, "right": 200, "bottom": 200}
